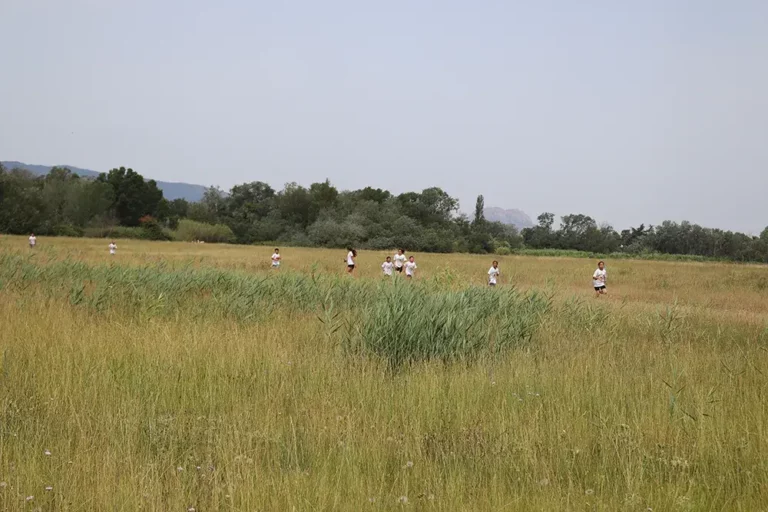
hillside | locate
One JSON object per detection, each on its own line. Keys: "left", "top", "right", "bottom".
{"left": 484, "top": 206, "right": 534, "bottom": 229}
{"left": 1, "top": 161, "right": 208, "bottom": 202}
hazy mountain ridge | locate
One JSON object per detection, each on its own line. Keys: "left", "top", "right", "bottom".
{"left": 1, "top": 161, "right": 208, "bottom": 202}
{"left": 484, "top": 206, "right": 534, "bottom": 229}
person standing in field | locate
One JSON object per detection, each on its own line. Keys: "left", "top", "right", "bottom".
{"left": 271, "top": 248, "right": 281, "bottom": 269}
{"left": 346, "top": 248, "right": 357, "bottom": 275}
{"left": 28, "top": 233, "right": 36, "bottom": 248}
{"left": 405, "top": 255, "right": 417, "bottom": 279}
{"left": 593, "top": 260, "right": 607, "bottom": 297}
{"left": 109, "top": 241, "right": 117, "bottom": 255}
{"left": 393, "top": 249, "right": 407, "bottom": 274}
{"left": 382, "top": 256, "right": 394, "bottom": 276}
{"left": 488, "top": 260, "right": 500, "bottom": 286}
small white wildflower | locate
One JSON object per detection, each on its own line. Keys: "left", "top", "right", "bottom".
{"left": 187, "top": 507, "right": 196, "bottom": 512}
{"left": 0, "top": 482, "right": 6, "bottom": 488}
{"left": 405, "top": 460, "right": 414, "bottom": 468}
{"left": 585, "top": 489, "right": 594, "bottom": 495}
{"left": 368, "top": 497, "right": 376, "bottom": 503}
{"left": 45, "top": 486, "right": 53, "bottom": 491}
{"left": 44, "top": 450, "right": 51, "bottom": 456}
{"left": 398, "top": 495, "right": 408, "bottom": 504}
{"left": 26, "top": 496, "right": 34, "bottom": 501}
{"left": 196, "top": 466, "right": 201, "bottom": 471}
{"left": 427, "top": 494, "right": 435, "bottom": 501}
{"left": 177, "top": 466, "right": 184, "bottom": 472}
{"left": 538, "top": 478, "right": 550, "bottom": 487}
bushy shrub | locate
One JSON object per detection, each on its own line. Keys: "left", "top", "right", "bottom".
{"left": 174, "top": 219, "right": 235, "bottom": 243}
{"left": 139, "top": 216, "right": 172, "bottom": 241}
{"left": 84, "top": 226, "right": 146, "bottom": 239}
{"left": 307, "top": 219, "right": 366, "bottom": 247}
{"left": 52, "top": 225, "right": 85, "bottom": 238}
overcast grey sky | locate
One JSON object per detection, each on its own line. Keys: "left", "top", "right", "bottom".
{"left": 1, "top": 1, "right": 766, "bottom": 233}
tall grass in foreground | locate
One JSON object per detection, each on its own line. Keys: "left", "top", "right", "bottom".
{"left": 1, "top": 241, "right": 767, "bottom": 510}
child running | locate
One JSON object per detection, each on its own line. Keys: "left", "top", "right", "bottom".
{"left": 29, "top": 233, "right": 36, "bottom": 248}
{"left": 393, "top": 249, "right": 406, "bottom": 274}
{"left": 488, "top": 260, "right": 500, "bottom": 286}
{"left": 109, "top": 241, "right": 117, "bottom": 255}
{"left": 346, "top": 248, "right": 357, "bottom": 275}
{"left": 271, "top": 248, "right": 281, "bottom": 269}
{"left": 382, "top": 256, "right": 394, "bottom": 276}
{"left": 405, "top": 255, "right": 417, "bottom": 279}
{"left": 593, "top": 260, "right": 607, "bottom": 297}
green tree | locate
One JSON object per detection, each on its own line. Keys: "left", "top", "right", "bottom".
{"left": 97, "top": 167, "right": 164, "bottom": 226}
{"left": 522, "top": 212, "right": 556, "bottom": 248}
{"left": 276, "top": 183, "right": 312, "bottom": 228}
{"left": 308, "top": 179, "right": 339, "bottom": 223}
{"left": 0, "top": 168, "right": 45, "bottom": 234}
{"left": 472, "top": 195, "right": 485, "bottom": 226}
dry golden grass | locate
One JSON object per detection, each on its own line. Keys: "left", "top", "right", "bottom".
{"left": 1, "top": 235, "right": 767, "bottom": 511}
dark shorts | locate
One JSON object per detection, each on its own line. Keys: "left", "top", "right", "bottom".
{"left": 347, "top": 264, "right": 355, "bottom": 269}
{"left": 489, "top": 282, "right": 496, "bottom": 286}
{"left": 395, "top": 266, "right": 403, "bottom": 273}
{"left": 594, "top": 286, "right": 606, "bottom": 291}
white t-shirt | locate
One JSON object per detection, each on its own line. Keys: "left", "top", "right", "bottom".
{"left": 347, "top": 251, "right": 355, "bottom": 266}
{"left": 109, "top": 243, "right": 117, "bottom": 255}
{"left": 405, "top": 261, "right": 417, "bottom": 276}
{"left": 271, "top": 253, "right": 281, "bottom": 266}
{"left": 382, "top": 261, "right": 394, "bottom": 276}
{"left": 488, "top": 266, "right": 500, "bottom": 284}
{"left": 29, "top": 236, "right": 36, "bottom": 246}
{"left": 393, "top": 253, "right": 407, "bottom": 268}
{"left": 593, "top": 268, "right": 607, "bottom": 287}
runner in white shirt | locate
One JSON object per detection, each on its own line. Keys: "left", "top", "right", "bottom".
{"left": 488, "top": 260, "right": 500, "bottom": 286}
{"left": 271, "top": 248, "right": 281, "bottom": 268}
{"left": 593, "top": 260, "right": 607, "bottom": 297}
{"left": 346, "top": 248, "right": 357, "bottom": 275}
{"left": 109, "top": 241, "right": 117, "bottom": 255}
{"left": 381, "top": 256, "right": 394, "bottom": 276}
{"left": 393, "top": 249, "right": 407, "bottom": 274}
{"left": 405, "top": 256, "right": 417, "bottom": 279}
{"left": 28, "top": 233, "right": 36, "bottom": 248}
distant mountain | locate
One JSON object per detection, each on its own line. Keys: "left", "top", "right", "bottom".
{"left": 1, "top": 161, "right": 208, "bottom": 202}
{"left": 484, "top": 207, "right": 534, "bottom": 229}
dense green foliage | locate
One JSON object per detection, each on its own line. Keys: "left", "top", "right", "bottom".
{"left": 1, "top": 163, "right": 767, "bottom": 261}
{"left": 522, "top": 213, "right": 768, "bottom": 262}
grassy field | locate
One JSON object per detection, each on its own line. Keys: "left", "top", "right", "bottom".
{"left": 1, "top": 236, "right": 767, "bottom": 511}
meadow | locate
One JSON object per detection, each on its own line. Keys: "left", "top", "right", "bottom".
{"left": 1, "top": 236, "right": 767, "bottom": 511}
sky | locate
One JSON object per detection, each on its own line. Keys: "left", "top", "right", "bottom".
{"left": 1, "top": 0, "right": 766, "bottom": 233}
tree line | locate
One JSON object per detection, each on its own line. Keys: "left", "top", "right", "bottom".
{"left": 1, "top": 163, "right": 767, "bottom": 262}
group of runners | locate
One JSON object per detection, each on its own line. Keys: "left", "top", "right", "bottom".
{"left": 23, "top": 236, "right": 608, "bottom": 296}
{"left": 270, "top": 245, "right": 609, "bottom": 296}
